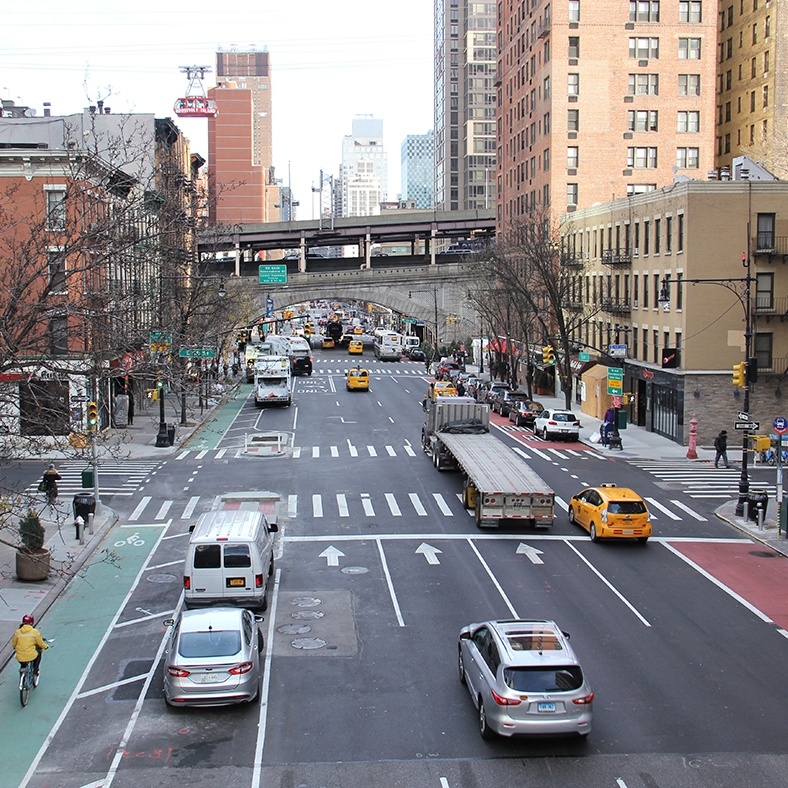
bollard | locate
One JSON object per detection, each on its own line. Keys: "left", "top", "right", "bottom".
{"left": 758, "top": 503, "right": 766, "bottom": 531}
{"left": 75, "top": 515, "right": 85, "bottom": 544}
{"left": 87, "top": 512, "right": 94, "bottom": 535}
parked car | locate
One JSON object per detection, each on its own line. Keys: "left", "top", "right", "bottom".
{"left": 436, "top": 360, "right": 461, "bottom": 380}
{"left": 491, "top": 389, "right": 531, "bottom": 417}
{"left": 568, "top": 484, "right": 652, "bottom": 543}
{"left": 458, "top": 619, "right": 593, "bottom": 739}
{"left": 509, "top": 400, "right": 545, "bottom": 428}
{"left": 533, "top": 408, "right": 581, "bottom": 441}
{"left": 408, "top": 348, "right": 427, "bottom": 362}
{"left": 483, "top": 381, "right": 511, "bottom": 406}
{"left": 163, "top": 607, "right": 263, "bottom": 707}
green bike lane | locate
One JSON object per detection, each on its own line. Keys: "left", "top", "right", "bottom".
{"left": 181, "top": 385, "right": 251, "bottom": 451}
{"left": 0, "top": 520, "right": 167, "bottom": 788}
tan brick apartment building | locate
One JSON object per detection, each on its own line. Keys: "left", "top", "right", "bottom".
{"left": 496, "top": 0, "right": 717, "bottom": 227}
{"left": 559, "top": 178, "right": 788, "bottom": 445}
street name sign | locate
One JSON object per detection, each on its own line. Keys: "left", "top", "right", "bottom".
{"left": 734, "top": 421, "right": 759, "bottom": 430}
{"left": 579, "top": 352, "right": 590, "bottom": 362}
{"left": 607, "top": 367, "right": 624, "bottom": 395}
{"left": 258, "top": 265, "right": 287, "bottom": 284}
{"left": 179, "top": 348, "right": 217, "bottom": 359}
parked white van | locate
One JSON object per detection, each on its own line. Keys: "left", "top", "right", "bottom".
{"left": 184, "top": 510, "right": 278, "bottom": 611}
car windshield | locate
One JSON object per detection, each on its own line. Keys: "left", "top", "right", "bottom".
{"left": 503, "top": 666, "right": 584, "bottom": 693}
{"left": 179, "top": 629, "right": 242, "bottom": 658}
{"left": 607, "top": 500, "right": 647, "bottom": 514}
{"left": 552, "top": 412, "right": 577, "bottom": 422}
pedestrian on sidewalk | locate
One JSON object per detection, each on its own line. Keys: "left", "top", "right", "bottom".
{"left": 714, "top": 429, "right": 730, "bottom": 468}
{"left": 601, "top": 407, "right": 616, "bottom": 447}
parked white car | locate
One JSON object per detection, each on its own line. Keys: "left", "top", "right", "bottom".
{"left": 533, "top": 409, "right": 581, "bottom": 441}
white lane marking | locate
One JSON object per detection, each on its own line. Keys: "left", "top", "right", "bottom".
{"left": 433, "top": 493, "right": 453, "bottom": 516}
{"left": 284, "top": 533, "right": 749, "bottom": 544}
{"left": 404, "top": 445, "right": 416, "bottom": 457}
{"left": 331, "top": 446, "right": 339, "bottom": 457}
{"left": 616, "top": 780, "right": 628, "bottom": 788}
{"left": 386, "top": 445, "right": 397, "bottom": 456}
{"left": 662, "top": 541, "right": 775, "bottom": 624}
{"left": 566, "top": 449, "right": 583, "bottom": 456}
{"left": 114, "top": 608, "right": 176, "bottom": 629}
{"left": 313, "top": 494, "right": 323, "bottom": 518}
{"left": 128, "top": 496, "right": 151, "bottom": 522}
{"left": 195, "top": 450, "right": 208, "bottom": 460}
{"left": 288, "top": 494, "right": 297, "bottom": 518}
{"left": 528, "top": 445, "right": 552, "bottom": 461}
{"left": 466, "top": 538, "right": 519, "bottom": 618}
{"left": 361, "top": 493, "right": 375, "bottom": 516}
{"left": 564, "top": 540, "right": 651, "bottom": 627}
{"left": 176, "top": 451, "right": 189, "bottom": 460}
{"left": 367, "top": 445, "right": 377, "bottom": 457}
{"left": 376, "top": 539, "right": 405, "bottom": 627}
{"left": 516, "top": 543, "right": 544, "bottom": 564}
{"left": 337, "top": 493, "right": 349, "bottom": 517}
{"left": 416, "top": 542, "right": 442, "bottom": 564}
{"left": 512, "top": 447, "right": 532, "bottom": 460}
{"left": 670, "top": 499, "right": 708, "bottom": 521}
{"left": 292, "top": 407, "right": 298, "bottom": 430}
{"left": 252, "top": 568, "right": 282, "bottom": 788}
{"left": 440, "top": 779, "right": 451, "bottom": 788}
{"left": 645, "top": 496, "right": 682, "bottom": 520}
{"left": 292, "top": 447, "right": 301, "bottom": 458}
{"left": 385, "top": 493, "right": 402, "bottom": 516}
{"left": 312, "top": 446, "right": 320, "bottom": 458}
{"left": 348, "top": 440, "right": 359, "bottom": 457}
{"left": 77, "top": 673, "right": 147, "bottom": 700}
{"left": 554, "top": 495, "right": 569, "bottom": 512}
{"left": 215, "top": 448, "right": 227, "bottom": 459}
{"left": 181, "top": 496, "right": 200, "bottom": 519}
{"left": 319, "top": 546, "right": 344, "bottom": 566}
{"left": 409, "top": 493, "right": 428, "bottom": 516}
{"left": 547, "top": 448, "right": 568, "bottom": 459}
{"left": 146, "top": 559, "right": 183, "bottom": 570}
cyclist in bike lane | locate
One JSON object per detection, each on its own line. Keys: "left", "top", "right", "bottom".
{"left": 12, "top": 615, "right": 48, "bottom": 683}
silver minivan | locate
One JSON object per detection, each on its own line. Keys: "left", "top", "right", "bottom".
{"left": 184, "top": 510, "right": 278, "bottom": 611}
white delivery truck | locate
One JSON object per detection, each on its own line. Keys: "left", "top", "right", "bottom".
{"left": 372, "top": 329, "right": 404, "bottom": 361}
{"left": 422, "top": 397, "right": 555, "bottom": 529}
{"left": 254, "top": 355, "right": 292, "bottom": 407}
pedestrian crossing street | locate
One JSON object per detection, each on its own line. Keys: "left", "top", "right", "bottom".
{"left": 629, "top": 460, "right": 776, "bottom": 500}
{"left": 124, "top": 488, "right": 707, "bottom": 524}
{"left": 26, "top": 460, "right": 161, "bottom": 498}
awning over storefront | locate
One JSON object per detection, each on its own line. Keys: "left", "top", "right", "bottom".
{"left": 488, "top": 338, "right": 519, "bottom": 355}
{"left": 570, "top": 358, "right": 597, "bottom": 377}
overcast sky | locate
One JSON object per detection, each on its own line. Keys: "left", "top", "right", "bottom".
{"left": 2, "top": 0, "right": 434, "bottom": 218}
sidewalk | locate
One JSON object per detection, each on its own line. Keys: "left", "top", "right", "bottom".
{"left": 0, "top": 386, "right": 239, "bottom": 671}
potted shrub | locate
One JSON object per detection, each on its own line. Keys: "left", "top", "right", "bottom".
{"left": 16, "top": 509, "right": 50, "bottom": 581}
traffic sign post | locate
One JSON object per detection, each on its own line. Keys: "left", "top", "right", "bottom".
{"left": 258, "top": 265, "right": 287, "bottom": 284}
{"left": 775, "top": 417, "right": 788, "bottom": 537}
{"left": 606, "top": 367, "right": 624, "bottom": 396}
{"left": 734, "top": 421, "right": 760, "bottom": 431}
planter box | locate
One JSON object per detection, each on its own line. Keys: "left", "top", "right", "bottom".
{"left": 15, "top": 549, "right": 51, "bottom": 581}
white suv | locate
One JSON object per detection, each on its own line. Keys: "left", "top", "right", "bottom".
{"left": 533, "top": 409, "right": 580, "bottom": 441}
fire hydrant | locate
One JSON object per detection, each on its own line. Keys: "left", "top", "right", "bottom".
{"left": 686, "top": 413, "right": 698, "bottom": 459}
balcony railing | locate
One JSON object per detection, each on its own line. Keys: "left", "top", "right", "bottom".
{"left": 754, "top": 295, "right": 788, "bottom": 321}
{"left": 538, "top": 18, "right": 551, "bottom": 38}
{"left": 562, "top": 254, "right": 585, "bottom": 269}
{"left": 753, "top": 235, "right": 788, "bottom": 255}
{"left": 561, "top": 299, "right": 584, "bottom": 311}
{"left": 601, "top": 249, "right": 632, "bottom": 267}
{"left": 600, "top": 297, "right": 632, "bottom": 314}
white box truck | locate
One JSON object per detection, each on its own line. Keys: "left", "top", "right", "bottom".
{"left": 254, "top": 355, "right": 292, "bottom": 407}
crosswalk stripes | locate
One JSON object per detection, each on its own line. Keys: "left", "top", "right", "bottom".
{"left": 25, "top": 460, "right": 162, "bottom": 498}
{"left": 171, "top": 442, "right": 428, "bottom": 460}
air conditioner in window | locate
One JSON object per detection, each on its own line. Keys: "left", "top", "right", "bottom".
{"left": 633, "top": 248, "right": 639, "bottom": 255}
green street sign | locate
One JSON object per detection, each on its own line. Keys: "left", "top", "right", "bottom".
{"left": 607, "top": 367, "right": 624, "bottom": 395}
{"left": 259, "top": 265, "right": 288, "bottom": 284}
{"left": 402, "top": 317, "right": 417, "bottom": 324}
{"left": 150, "top": 331, "right": 172, "bottom": 352}
{"left": 579, "top": 352, "right": 590, "bottom": 362}
{"left": 179, "top": 348, "right": 217, "bottom": 359}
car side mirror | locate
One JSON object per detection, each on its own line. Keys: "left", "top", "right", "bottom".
{"left": 562, "top": 631, "right": 571, "bottom": 639}
{"left": 163, "top": 619, "right": 175, "bottom": 627}
{"left": 268, "top": 522, "right": 279, "bottom": 533}
{"left": 459, "top": 631, "right": 470, "bottom": 640}
{"left": 188, "top": 524, "right": 195, "bottom": 534}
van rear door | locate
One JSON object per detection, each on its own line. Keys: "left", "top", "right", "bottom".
{"left": 222, "top": 543, "right": 253, "bottom": 591}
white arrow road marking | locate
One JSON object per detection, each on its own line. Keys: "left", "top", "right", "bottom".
{"left": 516, "top": 543, "right": 544, "bottom": 564}
{"left": 319, "top": 546, "right": 345, "bottom": 566}
{"left": 416, "top": 542, "right": 442, "bottom": 565}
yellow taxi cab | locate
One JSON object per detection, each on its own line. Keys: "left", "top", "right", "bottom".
{"left": 353, "top": 326, "right": 364, "bottom": 335}
{"left": 429, "top": 381, "right": 458, "bottom": 399}
{"left": 348, "top": 339, "right": 364, "bottom": 355}
{"left": 346, "top": 367, "right": 369, "bottom": 391}
{"left": 321, "top": 337, "right": 335, "bottom": 349}
{"left": 568, "top": 484, "right": 651, "bottom": 543}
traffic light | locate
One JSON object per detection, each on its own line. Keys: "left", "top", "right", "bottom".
{"left": 542, "top": 345, "right": 555, "bottom": 365}
{"left": 87, "top": 401, "right": 98, "bottom": 430}
{"left": 732, "top": 361, "right": 746, "bottom": 388}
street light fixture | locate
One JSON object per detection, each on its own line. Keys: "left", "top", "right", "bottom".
{"left": 658, "top": 254, "right": 754, "bottom": 517}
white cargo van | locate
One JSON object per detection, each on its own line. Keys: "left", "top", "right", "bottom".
{"left": 184, "top": 510, "right": 278, "bottom": 610}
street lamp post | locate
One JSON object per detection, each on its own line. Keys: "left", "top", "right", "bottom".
{"left": 658, "top": 255, "right": 753, "bottom": 517}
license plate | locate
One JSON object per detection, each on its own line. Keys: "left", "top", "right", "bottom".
{"left": 196, "top": 673, "right": 223, "bottom": 684}
{"left": 623, "top": 529, "right": 634, "bottom": 534}
{"left": 227, "top": 578, "right": 245, "bottom": 587}
{"left": 537, "top": 702, "right": 556, "bottom": 713}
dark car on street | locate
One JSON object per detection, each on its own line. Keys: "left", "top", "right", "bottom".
{"left": 491, "top": 389, "right": 532, "bottom": 417}
{"left": 508, "top": 399, "right": 545, "bottom": 427}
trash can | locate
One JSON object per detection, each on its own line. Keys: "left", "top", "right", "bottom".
{"left": 73, "top": 492, "right": 96, "bottom": 522}
{"left": 616, "top": 409, "right": 627, "bottom": 430}
{"left": 167, "top": 424, "right": 176, "bottom": 446}
{"left": 747, "top": 491, "right": 769, "bottom": 523}
{"left": 81, "top": 468, "right": 94, "bottom": 488}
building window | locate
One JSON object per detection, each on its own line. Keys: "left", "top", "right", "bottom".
{"left": 568, "top": 0, "right": 580, "bottom": 21}
{"left": 679, "top": 0, "right": 702, "bottom": 22}
{"left": 49, "top": 316, "right": 68, "bottom": 356}
{"left": 756, "top": 213, "right": 775, "bottom": 249}
{"left": 678, "top": 74, "right": 701, "bottom": 95}
{"left": 568, "top": 73, "right": 579, "bottom": 94}
{"left": 666, "top": 216, "right": 673, "bottom": 252}
{"left": 644, "top": 220, "right": 651, "bottom": 254}
{"left": 726, "top": 69, "right": 732, "bottom": 90}
{"left": 654, "top": 220, "right": 661, "bottom": 254}
{"left": 568, "top": 37, "right": 580, "bottom": 58}
{"left": 751, "top": 57, "right": 757, "bottom": 78}
{"left": 725, "top": 101, "right": 731, "bottom": 122}
{"left": 752, "top": 23, "right": 757, "bottom": 44}
{"left": 750, "top": 91, "right": 756, "bottom": 112}
{"left": 754, "top": 332, "right": 773, "bottom": 371}
{"left": 544, "top": 148, "right": 550, "bottom": 170}
{"left": 568, "top": 108, "right": 580, "bottom": 130}
{"left": 764, "top": 50, "right": 770, "bottom": 73}
{"left": 630, "top": 1, "right": 660, "bottom": 22}
{"left": 629, "top": 37, "right": 660, "bottom": 59}
{"left": 725, "top": 132, "right": 731, "bottom": 152}
{"left": 763, "top": 84, "right": 769, "bottom": 107}
{"left": 47, "top": 250, "right": 66, "bottom": 293}
{"left": 627, "top": 146, "right": 658, "bottom": 168}
{"left": 756, "top": 272, "right": 774, "bottom": 309}
{"left": 676, "top": 147, "right": 700, "bottom": 168}
{"left": 567, "top": 183, "right": 578, "bottom": 205}
{"left": 544, "top": 76, "right": 551, "bottom": 97}
{"left": 676, "top": 271, "right": 684, "bottom": 309}
{"left": 677, "top": 110, "right": 700, "bottom": 131}
{"left": 678, "top": 37, "right": 701, "bottom": 58}
{"left": 628, "top": 110, "right": 659, "bottom": 131}
{"left": 765, "top": 15, "right": 770, "bottom": 36}
{"left": 677, "top": 214, "right": 684, "bottom": 252}
{"left": 567, "top": 146, "right": 579, "bottom": 168}
{"left": 45, "top": 190, "right": 66, "bottom": 231}
{"left": 642, "top": 328, "right": 649, "bottom": 361}
{"left": 629, "top": 73, "right": 659, "bottom": 95}
{"left": 544, "top": 112, "right": 551, "bottom": 133}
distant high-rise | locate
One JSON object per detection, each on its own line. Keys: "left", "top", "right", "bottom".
{"left": 434, "top": 0, "right": 496, "bottom": 211}
{"left": 401, "top": 131, "right": 434, "bottom": 209}
{"left": 340, "top": 116, "right": 388, "bottom": 217}
{"left": 208, "top": 49, "right": 277, "bottom": 225}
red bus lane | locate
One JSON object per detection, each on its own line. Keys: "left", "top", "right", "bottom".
{"left": 667, "top": 541, "right": 788, "bottom": 630}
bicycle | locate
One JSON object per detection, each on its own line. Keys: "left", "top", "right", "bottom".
{"left": 19, "top": 640, "right": 51, "bottom": 707}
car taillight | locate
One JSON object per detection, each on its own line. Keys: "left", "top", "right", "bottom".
{"left": 229, "top": 662, "right": 254, "bottom": 675}
{"left": 601, "top": 509, "right": 608, "bottom": 523}
{"left": 491, "top": 689, "right": 521, "bottom": 706}
{"left": 573, "top": 692, "right": 594, "bottom": 705}
{"left": 183, "top": 576, "right": 190, "bottom": 589}
{"left": 167, "top": 666, "right": 190, "bottom": 677}
{"left": 548, "top": 420, "right": 558, "bottom": 425}
{"left": 255, "top": 574, "right": 263, "bottom": 588}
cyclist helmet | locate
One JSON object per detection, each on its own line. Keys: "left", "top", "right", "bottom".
{"left": 22, "top": 615, "right": 34, "bottom": 626}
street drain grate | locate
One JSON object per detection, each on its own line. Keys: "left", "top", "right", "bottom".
{"left": 291, "top": 637, "right": 327, "bottom": 650}
{"left": 277, "top": 624, "right": 312, "bottom": 635}
{"left": 291, "top": 596, "right": 322, "bottom": 607}
{"left": 340, "top": 566, "right": 369, "bottom": 575}
{"left": 292, "top": 610, "right": 324, "bottom": 620}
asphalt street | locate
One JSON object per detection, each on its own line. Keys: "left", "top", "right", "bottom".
{"left": 2, "top": 350, "right": 788, "bottom": 788}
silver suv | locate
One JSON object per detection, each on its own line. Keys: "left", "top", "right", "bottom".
{"left": 458, "top": 619, "right": 593, "bottom": 738}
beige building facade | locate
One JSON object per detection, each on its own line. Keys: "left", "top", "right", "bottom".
{"left": 560, "top": 178, "right": 788, "bottom": 445}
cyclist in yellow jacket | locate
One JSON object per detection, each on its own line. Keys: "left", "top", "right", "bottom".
{"left": 12, "top": 615, "right": 48, "bottom": 682}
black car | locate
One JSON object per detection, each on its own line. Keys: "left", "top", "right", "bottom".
{"left": 408, "top": 348, "right": 427, "bottom": 362}
{"left": 508, "top": 399, "right": 545, "bottom": 427}
{"left": 491, "top": 389, "right": 530, "bottom": 417}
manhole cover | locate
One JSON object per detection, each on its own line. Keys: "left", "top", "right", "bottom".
{"left": 340, "top": 566, "right": 369, "bottom": 575}
{"left": 146, "top": 573, "right": 178, "bottom": 584}
{"left": 750, "top": 550, "right": 777, "bottom": 558}
{"left": 277, "top": 624, "right": 312, "bottom": 635}
{"left": 291, "top": 637, "right": 327, "bottom": 650}
{"left": 292, "top": 610, "right": 324, "bottom": 620}
{"left": 291, "top": 596, "right": 322, "bottom": 607}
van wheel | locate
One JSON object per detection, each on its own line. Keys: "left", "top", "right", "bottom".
{"left": 259, "top": 588, "right": 269, "bottom": 612}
